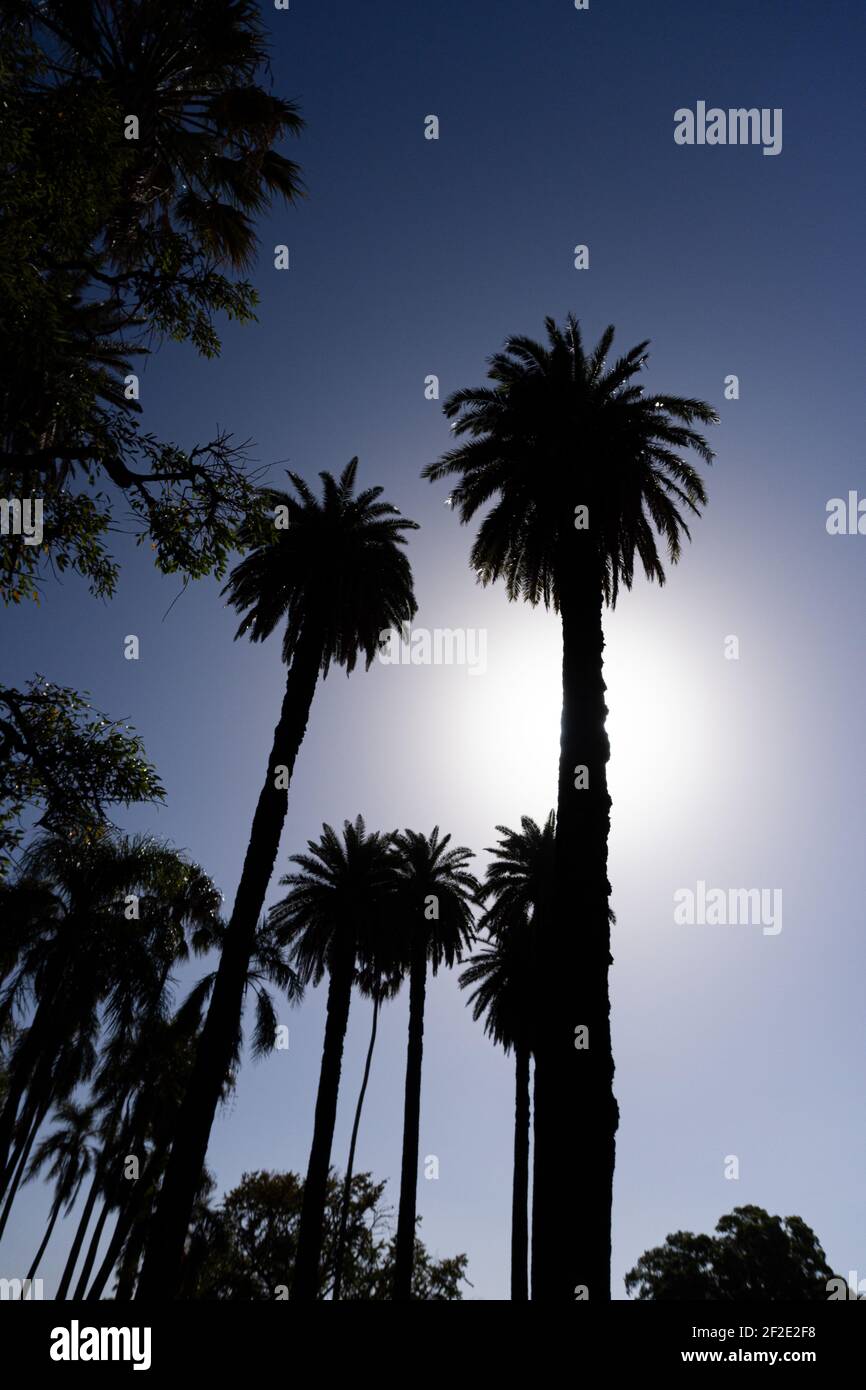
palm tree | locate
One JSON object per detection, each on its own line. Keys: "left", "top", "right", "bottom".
{"left": 460, "top": 929, "right": 533, "bottom": 1301}
{"left": 85, "top": 915, "right": 301, "bottom": 1301}
{"left": 332, "top": 942, "right": 404, "bottom": 1301}
{"left": 0, "top": 1021, "right": 96, "bottom": 1242}
{"left": 18, "top": 1101, "right": 96, "bottom": 1290}
{"left": 32, "top": 0, "right": 304, "bottom": 271}
{"left": 424, "top": 316, "right": 717, "bottom": 1300}
{"left": 391, "top": 828, "right": 480, "bottom": 1300}
{"left": 137, "top": 461, "right": 417, "bottom": 1299}
{"left": 459, "top": 813, "right": 556, "bottom": 1301}
{"left": 269, "top": 816, "right": 399, "bottom": 1302}
{"left": 0, "top": 834, "right": 218, "bottom": 1212}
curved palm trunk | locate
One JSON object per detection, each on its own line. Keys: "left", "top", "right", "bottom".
{"left": 85, "top": 1202, "right": 134, "bottom": 1302}
{"left": 532, "top": 563, "right": 615, "bottom": 1301}
{"left": 0, "top": 1098, "right": 45, "bottom": 1238}
{"left": 0, "top": 994, "right": 58, "bottom": 1195}
{"left": 393, "top": 943, "right": 427, "bottom": 1300}
{"left": 510, "top": 1041, "right": 530, "bottom": 1301}
{"left": 23, "top": 1197, "right": 61, "bottom": 1288}
{"left": 56, "top": 1168, "right": 101, "bottom": 1300}
{"left": 87, "top": 1142, "right": 167, "bottom": 1301}
{"left": 137, "top": 632, "right": 322, "bottom": 1301}
{"left": 114, "top": 1207, "right": 151, "bottom": 1301}
{"left": 332, "top": 992, "right": 380, "bottom": 1300}
{"left": 73, "top": 1199, "right": 112, "bottom": 1300}
{"left": 291, "top": 943, "right": 355, "bottom": 1301}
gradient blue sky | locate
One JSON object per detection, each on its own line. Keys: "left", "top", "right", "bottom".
{"left": 3, "top": 0, "right": 865, "bottom": 1299}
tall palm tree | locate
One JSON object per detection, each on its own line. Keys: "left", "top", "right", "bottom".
{"left": 0, "top": 834, "right": 217, "bottom": 1210}
{"left": 332, "top": 943, "right": 404, "bottom": 1301}
{"left": 85, "top": 915, "right": 301, "bottom": 1301}
{"left": 269, "top": 816, "right": 399, "bottom": 1302}
{"left": 18, "top": 1101, "right": 96, "bottom": 1290}
{"left": 424, "top": 316, "right": 717, "bottom": 1300}
{"left": 137, "top": 462, "right": 417, "bottom": 1299}
{"left": 0, "top": 1020, "right": 96, "bottom": 1242}
{"left": 460, "top": 928, "right": 533, "bottom": 1301}
{"left": 391, "top": 828, "right": 480, "bottom": 1300}
{"left": 459, "top": 813, "right": 556, "bottom": 1301}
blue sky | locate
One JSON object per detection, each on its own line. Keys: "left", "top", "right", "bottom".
{"left": 3, "top": 0, "right": 865, "bottom": 1298}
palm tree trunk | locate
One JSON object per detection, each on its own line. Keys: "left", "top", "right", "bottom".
{"left": 114, "top": 1207, "right": 151, "bottom": 1301}
{"left": 86, "top": 1142, "right": 166, "bottom": 1301}
{"left": 533, "top": 563, "right": 615, "bottom": 1301}
{"left": 510, "top": 1042, "right": 530, "bottom": 1301}
{"left": 0, "top": 993, "right": 57, "bottom": 1195}
{"left": 23, "top": 1198, "right": 61, "bottom": 1287}
{"left": 530, "top": 1049, "right": 543, "bottom": 1300}
{"left": 393, "top": 942, "right": 427, "bottom": 1300}
{"left": 332, "top": 991, "right": 380, "bottom": 1300}
{"left": 56, "top": 1167, "right": 101, "bottom": 1300}
{"left": 291, "top": 942, "right": 355, "bottom": 1301}
{"left": 137, "top": 631, "right": 322, "bottom": 1301}
{"left": 84, "top": 1202, "right": 132, "bottom": 1301}
{"left": 72, "top": 1198, "right": 111, "bottom": 1300}
{"left": 0, "top": 1098, "right": 45, "bottom": 1238}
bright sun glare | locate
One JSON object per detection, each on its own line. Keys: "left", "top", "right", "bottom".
{"left": 447, "top": 609, "right": 711, "bottom": 845}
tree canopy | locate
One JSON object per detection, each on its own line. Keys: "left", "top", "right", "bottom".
{"left": 0, "top": 677, "right": 163, "bottom": 880}
{"left": 0, "top": 1, "right": 303, "bottom": 602}
{"left": 625, "top": 1205, "right": 837, "bottom": 1301}
{"left": 179, "top": 1169, "right": 468, "bottom": 1301}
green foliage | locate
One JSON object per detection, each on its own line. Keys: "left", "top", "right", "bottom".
{"left": 0, "top": 677, "right": 163, "bottom": 879}
{"left": 0, "top": 2, "right": 303, "bottom": 600}
{"left": 181, "top": 1169, "right": 468, "bottom": 1301}
{"left": 625, "top": 1205, "right": 837, "bottom": 1301}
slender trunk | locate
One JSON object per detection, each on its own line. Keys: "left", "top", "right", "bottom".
{"left": 393, "top": 943, "right": 427, "bottom": 1300}
{"left": 23, "top": 1198, "right": 61, "bottom": 1287}
{"left": 332, "top": 992, "right": 380, "bottom": 1300}
{"left": 56, "top": 1167, "right": 101, "bottom": 1300}
{"left": 84, "top": 1203, "right": 131, "bottom": 1302}
{"left": 291, "top": 944, "right": 355, "bottom": 1301}
{"left": 532, "top": 560, "right": 615, "bottom": 1301}
{"left": 137, "top": 633, "right": 322, "bottom": 1301}
{"left": 530, "top": 1049, "right": 542, "bottom": 1300}
{"left": 86, "top": 1143, "right": 166, "bottom": 1301}
{"left": 0, "top": 992, "right": 58, "bottom": 1195}
{"left": 530, "top": 907, "right": 546, "bottom": 1302}
{"left": 0, "top": 1098, "right": 45, "bottom": 1239}
{"left": 114, "top": 1208, "right": 151, "bottom": 1302}
{"left": 72, "top": 1198, "right": 111, "bottom": 1300}
{"left": 510, "top": 1042, "right": 530, "bottom": 1301}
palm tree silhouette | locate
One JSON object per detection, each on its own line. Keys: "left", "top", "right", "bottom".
{"left": 138, "top": 462, "right": 417, "bottom": 1298}
{"left": 459, "top": 813, "right": 555, "bottom": 1300}
{"left": 18, "top": 1100, "right": 97, "bottom": 1292}
{"left": 460, "top": 929, "right": 533, "bottom": 1301}
{"left": 390, "top": 828, "right": 480, "bottom": 1300}
{"left": 96, "top": 911, "right": 298, "bottom": 1301}
{"left": 332, "top": 942, "right": 404, "bottom": 1301}
{"left": 0, "top": 833, "right": 217, "bottom": 1215}
{"left": 270, "top": 816, "right": 399, "bottom": 1301}
{"left": 424, "top": 316, "right": 717, "bottom": 1299}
